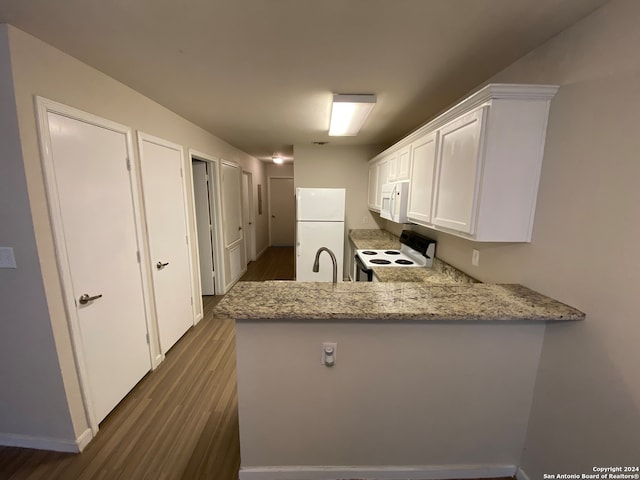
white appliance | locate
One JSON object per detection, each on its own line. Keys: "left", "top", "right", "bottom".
{"left": 380, "top": 181, "right": 410, "bottom": 223}
{"left": 296, "top": 188, "right": 346, "bottom": 282}
{"left": 354, "top": 230, "right": 436, "bottom": 281}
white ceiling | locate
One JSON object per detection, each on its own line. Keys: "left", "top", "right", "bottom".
{"left": 0, "top": 0, "right": 608, "bottom": 161}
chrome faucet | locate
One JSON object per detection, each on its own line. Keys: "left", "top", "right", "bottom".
{"left": 312, "top": 247, "right": 338, "bottom": 284}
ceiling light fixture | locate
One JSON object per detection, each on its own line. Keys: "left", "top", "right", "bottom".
{"left": 328, "top": 94, "right": 377, "bottom": 136}
{"left": 272, "top": 155, "right": 283, "bottom": 164}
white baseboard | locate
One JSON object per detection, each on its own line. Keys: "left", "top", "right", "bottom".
{"left": 0, "top": 430, "right": 89, "bottom": 453}
{"left": 256, "top": 245, "right": 269, "bottom": 259}
{"left": 516, "top": 466, "right": 531, "bottom": 480}
{"left": 75, "top": 428, "right": 93, "bottom": 451}
{"left": 239, "top": 464, "right": 517, "bottom": 480}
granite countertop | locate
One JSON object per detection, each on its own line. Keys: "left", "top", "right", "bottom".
{"left": 349, "top": 229, "right": 399, "bottom": 250}
{"left": 213, "top": 281, "right": 585, "bottom": 322}
{"left": 348, "top": 229, "right": 477, "bottom": 284}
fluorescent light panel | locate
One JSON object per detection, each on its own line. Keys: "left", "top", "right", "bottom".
{"left": 328, "top": 94, "right": 376, "bottom": 136}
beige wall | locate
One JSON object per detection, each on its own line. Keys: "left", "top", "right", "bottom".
{"left": 413, "top": 0, "right": 639, "bottom": 474}
{"left": 266, "top": 161, "right": 293, "bottom": 178}
{"left": 236, "top": 320, "right": 545, "bottom": 474}
{"left": 0, "top": 25, "right": 78, "bottom": 447}
{"left": 293, "top": 145, "right": 384, "bottom": 275}
{"left": 2, "top": 24, "right": 266, "bottom": 446}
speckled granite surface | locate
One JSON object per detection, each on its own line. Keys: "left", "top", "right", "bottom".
{"left": 213, "top": 281, "right": 585, "bottom": 322}
{"left": 348, "top": 229, "right": 478, "bottom": 284}
{"left": 349, "top": 229, "right": 399, "bottom": 250}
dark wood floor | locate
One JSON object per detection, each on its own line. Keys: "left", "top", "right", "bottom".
{"left": 240, "top": 246, "right": 294, "bottom": 281}
{"left": 0, "top": 292, "right": 237, "bottom": 480}
{"left": 0, "top": 247, "right": 512, "bottom": 480}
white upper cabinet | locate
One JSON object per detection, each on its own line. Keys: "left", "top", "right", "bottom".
{"left": 386, "top": 151, "right": 399, "bottom": 182}
{"left": 387, "top": 146, "right": 411, "bottom": 182}
{"left": 396, "top": 145, "right": 412, "bottom": 181}
{"left": 432, "top": 108, "right": 486, "bottom": 235}
{"left": 368, "top": 157, "right": 390, "bottom": 211}
{"left": 407, "top": 131, "right": 438, "bottom": 225}
{"left": 368, "top": 83, "right": 559, "bottom": 242}
{"left": 367, "top": 162, "right": 379, "bottom": 209}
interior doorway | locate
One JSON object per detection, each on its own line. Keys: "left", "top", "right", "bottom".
{"left": 268, "top": 176, "right": 295, "bottom": 246}
{"left": 190, "top": 152, "right": 224, "bottom": 296}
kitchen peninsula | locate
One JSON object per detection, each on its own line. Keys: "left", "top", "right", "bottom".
{"left": 215, "top": 277, "right": 583, "bottom": 480}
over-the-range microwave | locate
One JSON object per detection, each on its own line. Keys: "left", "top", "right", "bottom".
{"left": 380, "top": 181, "right": 410, "bottom": 223}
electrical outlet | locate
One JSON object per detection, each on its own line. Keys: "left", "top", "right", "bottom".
{"left": 471, "top": 249, "right": 480, "bottom": 267}
{"left": 321, "top": 342, "right": 337, "bottom": 367}
{"left": 0, "top": 247, "right": 16, "bottom": 268}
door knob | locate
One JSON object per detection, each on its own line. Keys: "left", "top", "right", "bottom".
{"left": 156, "top": 261, "right": 169, "bottom": 270}
{"left": 238, "top": 226, "right": 242, "bottom": 231}
{"left": 272, "top": 215, "right": 275, "bottom": 218}
{"left": 79, "top": 293, "right": 102, "bottom": 305}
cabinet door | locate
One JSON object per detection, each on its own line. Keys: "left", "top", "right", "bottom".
{"left": 407, "top": 131, "right": 438, "bottom": 224}
{"left": 367, "top": 162, "right": 379, "bottom": 209}
{"left": 387, "top": 152, "right": 398, "bottom": 181}
{"left": 432, "top": 108, "right": 486, "bottom": 235}
{"left": 396, "top": 145, "right": 412, "bottom": 181}
{"left": 376, "top": 159, "right": 390, "bottom": 208}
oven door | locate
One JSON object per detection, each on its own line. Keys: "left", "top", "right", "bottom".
{"left": 354, "top": 255, "right": 373, "bottom": 282}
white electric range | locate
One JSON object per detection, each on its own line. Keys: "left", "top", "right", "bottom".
{"left": 354, "top": 231, "right": 436, "bottom": 281}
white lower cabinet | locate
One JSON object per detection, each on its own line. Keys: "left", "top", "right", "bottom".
{"left": 407, "top": 131, "right": 438, "bottom": 225}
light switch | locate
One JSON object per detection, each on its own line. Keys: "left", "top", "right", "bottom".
{"left": 0, "top": 247, "right": 17, "bottom": 268}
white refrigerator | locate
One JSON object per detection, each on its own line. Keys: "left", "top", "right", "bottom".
{"left": 296, "top": 188, "right": 346, "bottom": 282}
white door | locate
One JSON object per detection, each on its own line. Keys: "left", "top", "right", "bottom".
{"left": 139, "top": 134, "right": 194, "bottom": 353}
{"left": 192, "top": 161, "right": 215, "bottom": 295}
{"left": 42, "top": 107, "right": 151, "bottom": 425}
{"left": 432, "top": 108, "right": 486, "bottom": 234}
{"left": 269, "top": 177, "right": 295, "bottom": 246}
{"left": 242, "top": 171, "right": 256, "bottom": 262}
{"left": 221, "top": 161, "right": 244, "bottom": 247}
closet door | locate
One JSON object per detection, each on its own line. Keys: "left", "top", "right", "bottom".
{"left": 38, "top": 99, "right": 151, "bottom": 426}
{"left": 221, "top": 161, "right": 244, "bottom": 286}
{"left": 139, "top": 134, "right": 194, "bottom": 353}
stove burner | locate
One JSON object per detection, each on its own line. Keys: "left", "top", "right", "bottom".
{"left": 361, "top": 251, "right": 377, "bottom": 255}
{"left": 384, "top": 250, "right": 401, "bottom": 255}
{"left": 370, "top": 259, "right": 392, "bottom": 265}
{"left": 395, "top": 259, "right": 414, "bottom": 265}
